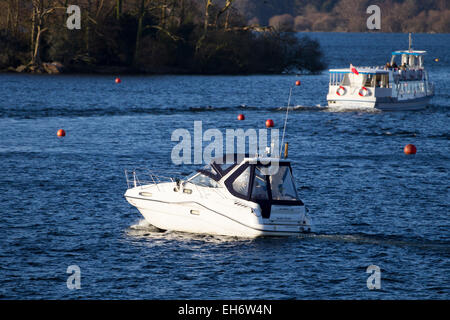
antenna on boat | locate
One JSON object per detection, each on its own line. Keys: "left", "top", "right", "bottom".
{"left": 280, "top": 80, "right": 300, "bottom": 158}
{"left": 409, "top": 33, "right": 412, "bottom": 52}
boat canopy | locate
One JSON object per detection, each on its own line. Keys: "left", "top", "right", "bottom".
{"left": 329, "top": 68, "right": 389, "bottom": 75}
{"left": 223, "top": 158, "right": 303, "bottom": 213}
{"left": 186, "top": 155, "right": 303, "bottom": 217}
{"left": 391, "top": 51, "right": 426, "bottom": 68}
{"left": 391, "top": 50, "right": 426, "bottom": 56}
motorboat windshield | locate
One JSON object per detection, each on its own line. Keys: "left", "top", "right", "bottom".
{"left": 224, "top": 160, "right": 302, "bottom": 204}
{"left": 185, "top": 165, "right": 221, "bottom": 188}
{"left": 268, "top": 166, "right": 299, "bottom": 201}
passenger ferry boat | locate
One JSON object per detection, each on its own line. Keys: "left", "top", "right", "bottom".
{"left": 327, "top": 34, "right": 434, "bottom": 111}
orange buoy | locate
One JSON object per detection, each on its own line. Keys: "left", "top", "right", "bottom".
{"left": 115, "top": 77, "right": 121, "bottom": 84}
{"left": 57, "top": 129, "right": 66, "bottom": 137}
{"left": 237, "top": 114, "right": 245, "bottom": 121}
{"left": 434, "top": 58, "right": 439, "bottom": 62}
{"left": 265, "top": 119, "right": 274, "bottom": 128}
{"left": 295, "top": 80, "right": 301, "bottom": 86}
{"left": 404, "top": 144, "right": 417, "bottom": 155}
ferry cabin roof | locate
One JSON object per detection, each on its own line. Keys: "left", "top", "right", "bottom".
{"left": 391, "top": 50, "right": 427, "bottom": 68}
{"left": 391, "top": 50, "right": 426, "bottom": 56}
{"left": 329, "top": 69, "right": 389, "bottom": 74}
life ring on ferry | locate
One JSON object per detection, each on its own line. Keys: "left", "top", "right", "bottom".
{"left": 336, "top": 86, "right": 346, "bottom": 96}
{"left": 358, "top": 87, "right": 370, "bottom": 97}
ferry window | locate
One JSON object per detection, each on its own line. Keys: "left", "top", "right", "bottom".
{"left": 341, "top": 74, "right": 350, "bottom": 86}
{"left": 418, "top": 56, "right": 424, "bottom": 68}
{"left": 409, "top": 55, "right": 416, "bottom": 67}
{"left": 251, "top": 167, "right": 269, "bottom": 200}
{"left": 189, "top": 174, "right": 220, "bottom": 188}
{"left": 232, "top": 166, "right": 251, "bottom": 197}
{"left": 374, "top": 74, "right": 382, "bottom": 87}
{"left": 364, "top": 74, "right": 374, "bottom": 87}
{"left": 381, "top": 74, "right": 389, "bottom": 88}
{"left": 269, "top": 167, "right": 298, "bottom": 201}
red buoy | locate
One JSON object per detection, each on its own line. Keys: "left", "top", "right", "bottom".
{"left": 266, "top": 119, "right": 274, "bottom": 128}
{"left": 295, "top": 80, "right": 301, "bottom": 86}
{"left": 237, "top": 114, "right": 245, "bottom": 121}
{"left": 115, "top": 77, "right": 121, "bottom": 84}
{"left": 57, "top": 129, "right": 66, "bottom": 137}
{"left": 404, "top": 144, "right": 417, "bottom": 155}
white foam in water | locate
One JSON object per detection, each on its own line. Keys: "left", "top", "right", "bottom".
{"left": 127, "top": 219, "right": 255, "bottom": 243}
{"left": 128, "top": 219, "right": 162, "bottom": 232}
{"left": 324, "top": 104, "right": 381, "bottom": 113}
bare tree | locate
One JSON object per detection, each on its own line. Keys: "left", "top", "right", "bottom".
{"left": 214, "top": 0, "right": 235, "bottom": 29}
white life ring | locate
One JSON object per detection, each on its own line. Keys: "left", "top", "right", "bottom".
{"left": 336, "top": 86, "right": 346, "bottom": 96}
{"left": 358, "top": 86, "right": 370, "bottom": 97}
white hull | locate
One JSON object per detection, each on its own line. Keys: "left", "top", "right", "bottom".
{"left": 126, "top": 195, "right": 309, "bottom": 238}
{"left": 125, "top": 182, "right": 311, "bottom": 238}
{"left": 124, "top": 156, "right": 312, "bottom": 238}
{"left": 327, "top": 95, "right": 432, "bottom": 111}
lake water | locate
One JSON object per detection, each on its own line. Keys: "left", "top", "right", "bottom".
{"left": 0, "top": 32, "right": 449, "bottom": 299}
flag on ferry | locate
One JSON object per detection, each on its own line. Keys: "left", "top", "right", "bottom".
{"left": 350, "top": 64, "right": 359, "bottom": 75}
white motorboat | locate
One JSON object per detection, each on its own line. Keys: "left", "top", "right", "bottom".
{"left": 124, "top": 154, "right": 311, "bottom": 237}
{"left": 327, "top": 34, "right": 434, "bottom": 111}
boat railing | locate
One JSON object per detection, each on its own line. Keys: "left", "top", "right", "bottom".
{"left": 125, "top": 168, "right": 229, "bottom": 200}
{"left": 125, "top": 168, "right": 182, "bottom": 191}
{"left": 395, "top": 81, "right": 430, "bottom": 97}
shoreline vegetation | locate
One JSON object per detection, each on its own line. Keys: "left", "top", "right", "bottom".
{"left": 245, "top": 0, "right": 449, "bottom": 33}
{"left": 0, "top": 1, "right": 448, "bottom": 76}
{"left": 0, "top": 0, "right": 327, "bottom": 75}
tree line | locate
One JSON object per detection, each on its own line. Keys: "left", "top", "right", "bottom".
{"left": 236, "top": 0, "right": 450, "bottom": 33}
{"left": 0, "top": 0, "right": 327, "bottom": 74}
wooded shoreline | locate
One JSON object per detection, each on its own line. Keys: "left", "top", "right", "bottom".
{"left": 0, "top": 1, "right": 328, "bottom": 76}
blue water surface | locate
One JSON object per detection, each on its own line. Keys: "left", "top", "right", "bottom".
{"left": 0, "top": 32, "right": 449, "bottom": 299}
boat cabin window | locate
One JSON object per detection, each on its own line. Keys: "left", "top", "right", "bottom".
{"left": 418, "top": 55, "right": 424, "bottom": 68}
{"left": 363, "top": 74, "right": 374, "bottom": 87}
{"left": 269, "top": 166, "right": 298, "bottom": 201}
{"left": 251, "top": 166, "right": 269, "bottom": 200}
{"left": 399, "top": 54, "right": 423, "bottom": 69}
{"left": 340, "top": 74, "right": 351, "bottom": 86}
{"left": 401, "top": 54, "right": 408, "bottom": 66}
{"left": 232, "top": 166, "right": 251, "bottom": 196}
{"left": 376, "top": 74, "right": 389, "bottom": 88}
{"left": 200, "top": 164, "right": 218, "bottom": 176}
{"left": 225, "top": 162, "right": 302, "bottom": 204}
{"left": 364, "top": 74, "right": 389, "bottom": 88}
{"left": 187, "top": 173, "right": 220, "bottom": 188}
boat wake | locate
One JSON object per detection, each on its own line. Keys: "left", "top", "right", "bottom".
{"left": 285, "top": 104, "right": 382, "bottom": 113}
{"left": 126, "top": 219, "right": 253, "bottom": 243}
{"left": 302, "top": 232, "right": 450, "bottom": 252}
{"left": 321, "top": 105, "right": 382, "bottom": 113}
{"left": 126, "top": 220, "right": 450, "bottom": 252}
{"left": 127, "top": 219, "right": 165, "bottom": 235}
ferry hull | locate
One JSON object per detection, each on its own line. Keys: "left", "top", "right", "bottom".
{"left": 327, "top": 95, "right": 432, "bottom": 111}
